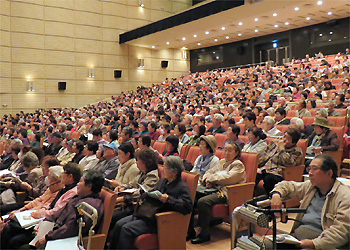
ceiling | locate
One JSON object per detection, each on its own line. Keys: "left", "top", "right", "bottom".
{"left": 124, "top": 0, "right": 350, "bottom": 50}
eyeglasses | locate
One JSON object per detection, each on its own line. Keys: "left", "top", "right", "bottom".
{"left": 306, "top": 166, "right": 321, "bottom": 173}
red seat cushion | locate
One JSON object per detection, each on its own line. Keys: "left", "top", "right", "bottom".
{"left": 134, "top": 234, "right": 158, "bottom": 250}
{"left": 212, "top": 204, "right": 229, "bottom": 218}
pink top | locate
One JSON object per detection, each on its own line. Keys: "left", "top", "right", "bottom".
{"left": 23, "top": 188, "right": 58, "bottom": 211}
{"left": 39, "top": 186, "right": 78, "bottom": 218}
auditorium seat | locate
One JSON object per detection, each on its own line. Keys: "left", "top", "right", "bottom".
{"left": 214, "top": 149, "right": 225, "bottom": 159}
{"left": 134, "top": 171, "right": 199, "bottom": 250}
{"left": 185, "top": 146, "right": 201, "bottom": 165}
{"left": 153, "top": 141, "right": 166, "bottom": 155}
{"left": 214, "top": 133, "right": 227, "bottom": 149}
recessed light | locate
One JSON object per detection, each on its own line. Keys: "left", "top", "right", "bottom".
{"left": 205, "top": 31, "right": 209, "bottom": 34}
{"left": 255, "top": 29, "right": 258, "bottom": 32}
{"left": 152, "top": 46, "right": 155, "bottom": 48}
{"left": 226, "top": 36, "right": 229, "bottom": 39}
{"left": 254, "top": 18, "right": 259, "bottom": 21}
{"left": 238, "top": 22, "right": 243, "bottom": 26}
{"left": 166, "top": 42, "right": 169, "bottom": 45}
{"left": 182, "top": 37, "right": 186, "bottom": 41}
{"left": 306, "top": 17, "right": 311, "bottom": 20}
{"left": 182, "top": 47, "right": 187, "bottom": 49}
{"left": 317, "top": 1, "right": 323, "bottom": 5}
{"left": 328, "top": 12, "right": 332, "bottom": 15}
{"left": 274, "top": 24, "right": 279, "bottom": 28}
{"left": 194, "top": 34, "right": 197, "bottom": 38}
{"left": 198, "top": 43, "right": 201, "bottom": 45}
{"left": 319, "top": 34, "right": 323, "bottom": 36}
{"left": 330, "top": 31, "right": 333, "bottom": 35}
{"left": 238, "top": 33, "right": 242, "bottom": 36}
{"left": 294, "top": 7, "right": 299, "bottom": 11}
{"left": 213, "top": 52, "right": 216, "bottom": 54}
{"left": 221, "top": 27, "right": 226, "bottom": 30}
{"left": 273, "top": 13, "right": 277, "bottom": 16}
{"left": 214, "top": 39, "right": 218, "bottom": 42}
{"left": 329, "top": 39, "right": 331, "bottom": 42}
{"left": 285, "top": 22, "right": 290, "bottom": 25}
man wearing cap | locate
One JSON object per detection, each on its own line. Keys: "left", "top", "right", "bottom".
{"left": 207, "top": 114, "right": 226, "bottom": 134}
{"left": 92, "top": 143, "right": 120, "bottom": 180}
{"left": 306, "top": 117, "right": 339, "bottom": 157}
{"left": 44, "top": 132, "right": 63, "bottom": 156}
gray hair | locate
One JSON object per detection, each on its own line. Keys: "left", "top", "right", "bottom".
{"left": 266, "top": 107, "right": 275, "bottom": 116}
{"left": 12, "top": 139, "right": 23, "bottom": 146}
{"left": 94, "top": 118, "right": 101, "bottom": 125}
{"left": 213, "top": 113, "right": 224, "bottom": 121}
{"left": 164, "top": 156, "right": 184, "bottom": 178}
{"left": 263, "top": 116, "right": 275, "bottom": 125}
{"left": 290, "top": 117, "right": 304, "bottom": 130}
{"left": 317, "top": 108, "right": 328, "bottom": 118}
{"left": 49, "top": 166, "right": 64, "bottom": 180}
{"left": 184, "top": 114, "right": 193, "bottom": 121}
{"left": 22, "top": 152, "right": 39, "bottom": 168}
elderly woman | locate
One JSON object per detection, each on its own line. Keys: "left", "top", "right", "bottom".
{"left": 256, "top": 128, "right": 303, "bottom": 194}
{"left": 242, "top": 127, "right": 268, "bottom": 154}
{"left": 174, "top": 124, "right": 190, "bottom": 144}
{"left": 262, "top": 116, "right": 283, "bottom": 137}
{"left": 191, "top": 141, "right": 246, "bottom": 244}
{"left": 187, "top": 124, "right": 206, "bottom": 146}
{"left": 108, "top": 142, "right": 140, "bottom": 191}
{"left": 107, "top": 148, "right": 160, "bottom": 245}
{"left": 109, "top": 156, "right": 193, "bottom": 249}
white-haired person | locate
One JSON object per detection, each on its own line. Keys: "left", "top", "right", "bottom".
{"left": 262, "top": 116, "right": 283, "bottom": 137}
{"left": 224, "top": 104, "right": 237, "bottom": 119}
{"left": 289, "top": 117, "right": 313, "bottom": 139}
{"left": 207, "top": 114, "right": 226, "bottom": 134}
{"left": 183, "top": 114, "right": 194, "bottom": 131}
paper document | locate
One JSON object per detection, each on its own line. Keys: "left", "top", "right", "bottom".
{"left": 119, "top": 188, "right": 138, "bottom": 194}
{"left": 29, "top": 221, "right": 55, "bottom": 246}
{"left": 45, "top": 236, "right": 79, "bottom": 250}
{"left": 266, "top": 234, "right": 301, "bottom": 244}
{"left": 138, "top": 184, "right": 162, "bottom": 199}
{"left": 15, "top": 210, "right": 43, "bottom": 229}
{"left": 0, "top": 169, "right": 16, "bottom": 178}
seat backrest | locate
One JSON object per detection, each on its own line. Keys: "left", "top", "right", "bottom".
{"left": 240, "top": 152, "right": 260, "bottom": 183}
{"left": 153, "top": 141, "right": 166, "bottom": 155}
{"left": 296, "top": 139, "right": 308, "bottom": 165}
{"left": 287, "top": 110, "right": 296, "bottom": 117}
{"left": 275, "top": 125, "right": 289, "bottom": 134}
{"left": 179, "top": 144, "right": 190, "bottom": 159}
{"left": 99, "top": 187, "right": 117, "bottom": 235}
{"left": 181, "top": 171, "right": 199, "bottom": 201}
{"left": 185, "top": 146, "right": 201, "bottom": 165}
{"left": 330, "top": 126, "right": 345, "bottom": 147}
{"left": 302, "top": 117, "right": 314, "bottom": 126}
{"left": 71, "top": 131, "right": 81, "bottom": 140}
{"left": 328, "top": 116, "right": 346, "bottom": 127}
{"left": 214, "top": 133, "right": 227, "bottom": 149}
{"left": 238, "top": 124, "right": 245, "bottom": 135}
{"left": 239, "top": 135, "right": 249, "bottom": 144}
{"left": 214, "top": 149, "right": 225, "bottom": 159}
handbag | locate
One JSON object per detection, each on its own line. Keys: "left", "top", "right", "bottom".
{"left": 133, "top": 193, "right": 164, "bottom": 221}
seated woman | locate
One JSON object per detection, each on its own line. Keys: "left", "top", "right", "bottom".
{"left": 107, "top": 148, "right": 160, "bottom": 246}
{"left": 161, "top": 135, "right": 180, "bottom": 157}
{"left": 174, "top": 124, "right": 190, "bottom": 144}
{"left": 109, "top": 156, "right": 193, "bottom": 249}
{"left": 187, "top": 124, "right": 206, "bottom": 146}
{"left": 256, "top": 128, "right": 303, "bottom": 194}
{"left": 242, "top": 127, "right": 268, "bottom": 154}
{"left": 191, "top": 141, "right": 246, "bottom": 244}
{"left": 224, "top": 124, "right": 245, "bottom": 149}
{"left": 107, "top": 142, "right": 141, "bottom": 191}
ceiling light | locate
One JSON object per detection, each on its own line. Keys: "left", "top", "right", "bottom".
{"left": 238, "top": 33, "right": 242, "bottom": 36}
{"left": 194, "top": 34, "right": 197, "bottom": 37}
{"left": 152, "top": 45, "right": 155, "bottom": 48}
{"left": 330, "top": 31, "right": 333, "bottom": 35}
{"left": 238, "top": 22, "right": 243, "bottom": 25}
{"left": 226, "top": 36, "right": 230, "bottom": 39}
{"left": 285, "top": 22, "right": 290, "bottom": 25}
{"left": 205, "top": 31, "right": 209, "bottom": 34}
{"left": 166, "top": 42, "right": 169, "bottom": 45}
{"left": 213, "top": 52, "right": 215, "bottom": 54}
{"left": 254, "top": 18, "right": 259, "bottom": 21}
{"left": 197, "top": 43, "right": 201, "bottom": 45}
{"left": 306, "top": 17, "right": 311, "bottom": 20}
{"left": 317, "top": 1, "right": 323, "bottom": 5}
{"left": 274, "top": 24, "right": 279, "bottom": 28}
{"left": 328, "top": 12, "right": 332, "bottom": 15}
{"left": 255, "top": 29, "right": 258, "bottom": 32}
{"left": 221, "top": 27, "right": 226, "bottom": 30}
{"left": 329, "top": 39, "right": 331, "bottom": 42}
{"left": 273, "top": 13, "right": 277, "bottom": 16}
{"left": 319, "top": 34, "right": 323, "bottom": 36}
{"left": 182, "top": 37, "right": 186, "bottom": 41}
{"left": 294, "top": 7, "right": 299, "bottom": 11}
{"left": 182, "top": 47, "right": 187, "bottom": 49}
{"left": 214, "top": 39, "right": 218, "bottom": 42}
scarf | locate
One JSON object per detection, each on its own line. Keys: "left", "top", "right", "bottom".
{"left": 195, "top": 153, "right": 214, "bottom": 178}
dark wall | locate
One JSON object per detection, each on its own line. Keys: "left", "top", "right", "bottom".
{"left": 190, "top": 17, "right": 349, "bottom": 72}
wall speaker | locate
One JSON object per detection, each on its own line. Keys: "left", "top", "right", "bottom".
{"left": 114, "top": 70, "right": 122, "bottom": 78}
{"left": 161, "top": 60, "right": 168, "bottom": 68}
{"left": 58, "top": 82, "right": 66, "bottom": 90}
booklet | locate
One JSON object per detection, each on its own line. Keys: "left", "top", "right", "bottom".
{"left": 15, "top": 210, "right": 43, "bottom": 229}
{"left": 29, "top": 221, "right": 55, "bottom": 246}
{"left": 45, "top": 236, "right": 79, "bottom": 250}
{"left": 266, "top": 234, "right": 301, "bottom": 245}
{"left": 138, "top": 184, "right": 162, "bottom": 200}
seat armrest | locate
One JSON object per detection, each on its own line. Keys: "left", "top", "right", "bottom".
{"left": 226, "top": 182, "right": 255, "bottom": 216}
{"left": 282, "top": 165, "right": 305, "bottom": 182}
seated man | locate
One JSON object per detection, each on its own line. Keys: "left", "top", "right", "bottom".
{"left": 306, "top": 117, "right": 339, "bottom": 158}
{"left": 207, "top": 114, "right": 226, "bottom": 134}
{"left": 93, "top": 143, "right": 120, "bottom": 180}
{"left": 275, "top": 108, "right": 290, "bottom": 125}
{"left": 270, "top": 155, "right": 349, "bottom": 250}
{"left": 256, "top": 128, "right": 303, "bottom": 194}
{"left": 30, "top": 170, "right": 105, "bottom": 249}
{"left": 262, "top": 116, "right": 283, "bottom": 137}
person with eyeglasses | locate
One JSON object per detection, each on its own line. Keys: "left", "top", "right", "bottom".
{"left": 268, "top": 154, "right": 350, "bottom": 250}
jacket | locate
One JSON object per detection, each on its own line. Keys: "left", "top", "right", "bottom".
{"left": 308, "top": 129, "right": 339, "bottom": 152}
{"left": 272, "top": 180, "right": 350, "bottom": 249}
{"left": 203, "top": 159, "right": 246, "bottom": 198}
{"left": 242, "top": 139, "right": 268, "bottom": 154}
{"left": 296, "top": 108, "right": 312, "bottom": 117}
{"left": 115, "top": 158, "right": 141, "bottom": 189}
{"left": 192, "top": 154, "right": 220, "bottom": 180}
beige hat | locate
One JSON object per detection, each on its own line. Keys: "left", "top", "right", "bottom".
{"left": 312, "top": 117, "right": 329, "bottom": 129}
{"left": 200, "top": 135, "right": 217, "bottom": 153}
